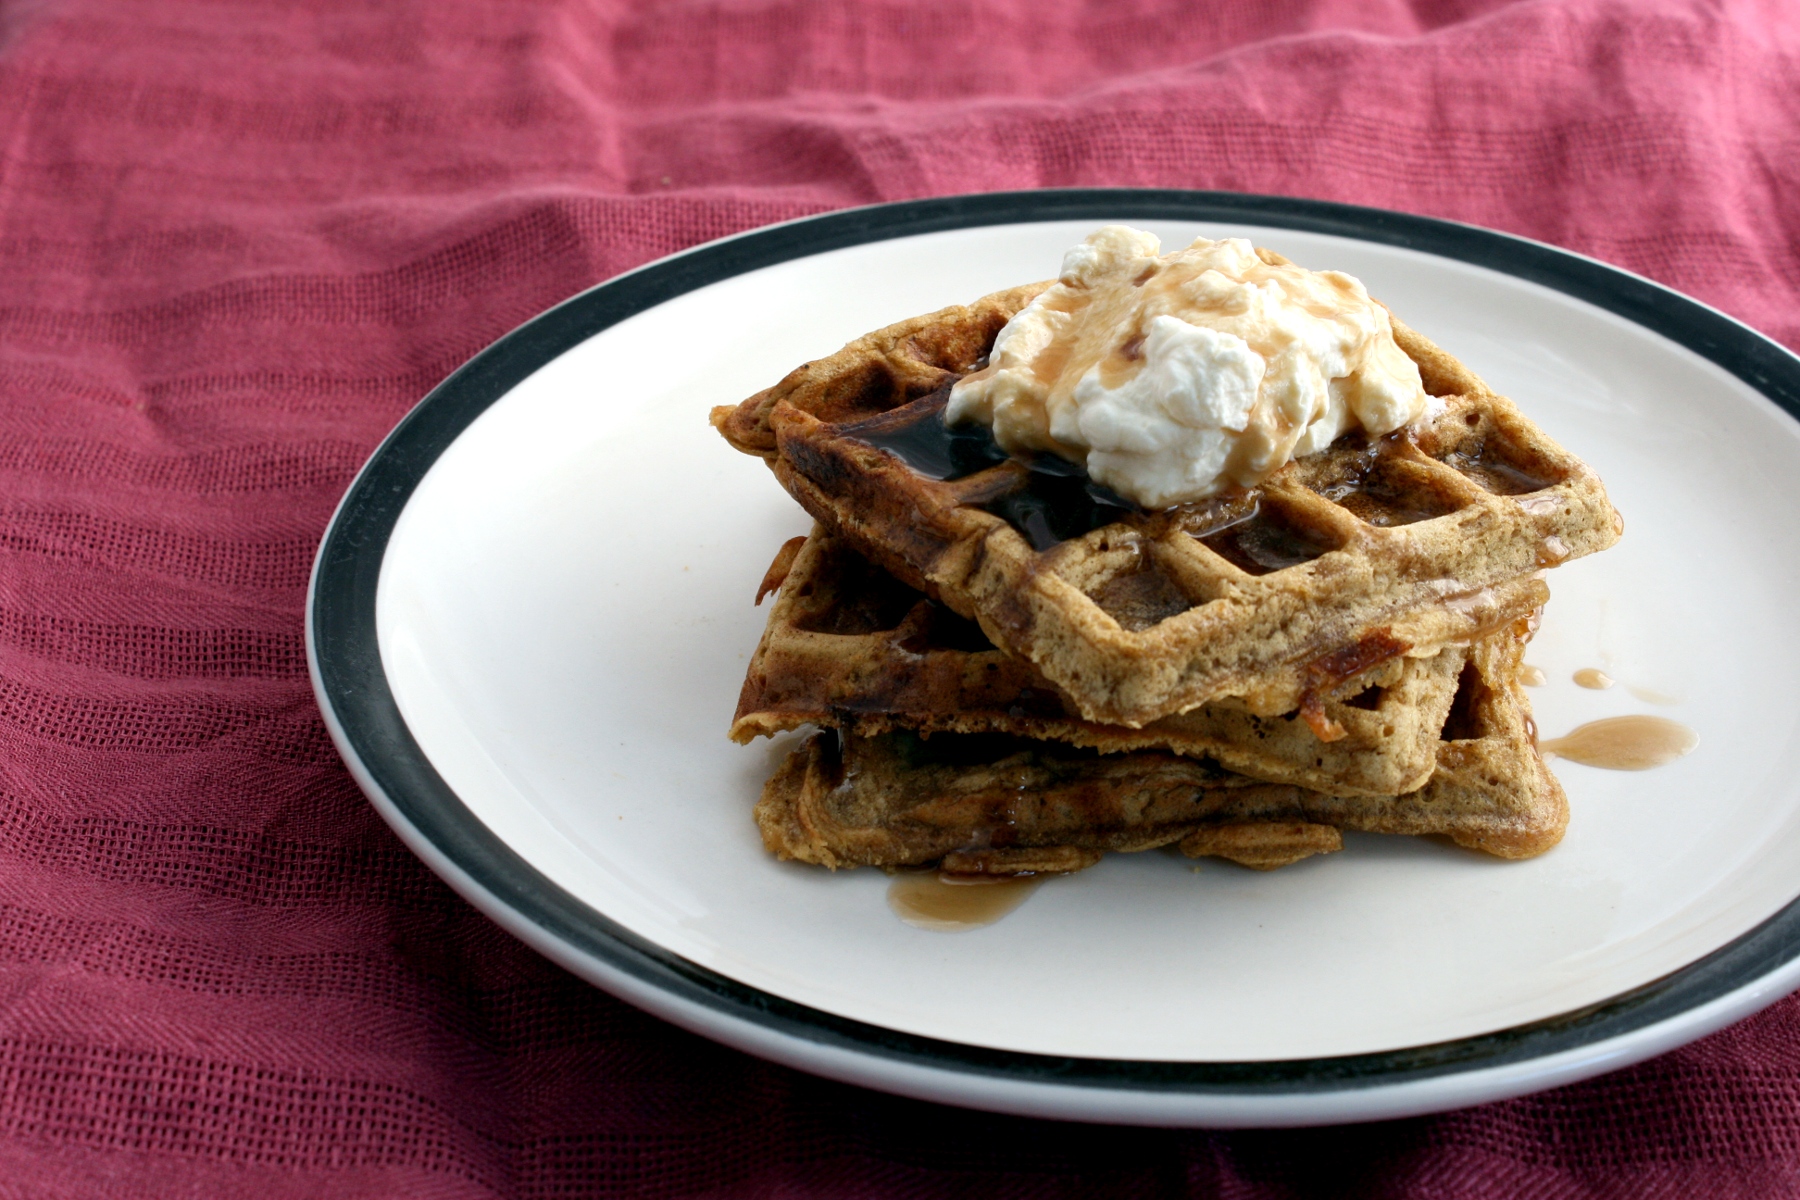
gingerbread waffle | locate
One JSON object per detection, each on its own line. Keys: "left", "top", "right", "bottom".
{"left": 714, "top": 281, "right": 1617, "bottom": 728}
{"left": 755, "top": 617, "right": 1565, "bottom": 874}
{"left": 734, "top": 527, "right": 1468, "bottom": 797}
{"left": 756, "top": 729, "right": 1344, "bottom": 874}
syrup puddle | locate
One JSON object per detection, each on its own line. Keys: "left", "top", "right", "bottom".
{"left": 1572, "top": 668, "right": 1614, "bottom": 690}
{"left": 1520, "top": 664, "right": 1547, "bottom": 687}
{"left": 1540, "top": 716, "right": 1698, "bottom": 771}
{"left": 888, "top": 872, "right": 1043, "bottom": 931}
{"left": 1629, "top": 685, "right": 1681, "bottom": 706}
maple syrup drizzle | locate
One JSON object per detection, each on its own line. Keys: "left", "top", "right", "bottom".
{"left": 1438, "top": 440, "right": 1557, "bottom": 496}
{"left": 1519, "top": 664, "right": 1547, "bottom": 687}
{"left": 1572, "top": 668, "right": 1614, "bottom": 690}
{"left": 1629, "top": 685, "right": 1681, "bottom": 706}
{"left": 851, "top": 389, "right": 1470, "bottom": 559}
{"left": 888, "top": 871, "right": 1043, "bottom": 931}
{"left": 847, "top": 388, "right": 1137, "bottom": 550}
{"left": 1199, "top": 506, "right": 1337, "bottom": 575}
{"left": 850, "top": 388, "right": 1009, "bottom": 481}
{"left": 1539, "top": 716, "right": 1697, "bottom": 770}
{"left": 1310, "top": 438, "right": 1458, "bottom": 527}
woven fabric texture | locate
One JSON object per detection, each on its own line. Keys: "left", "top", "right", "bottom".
{"left": 3, "top": 0, "right": 1800, "bottom": 1195}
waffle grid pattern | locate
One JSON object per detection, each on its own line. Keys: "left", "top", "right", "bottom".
{"left": 734, "top": 528, "right": 1463, "bottom": 797}
{"left": 722, "top": 294, "right": 1619, "bottom": 725}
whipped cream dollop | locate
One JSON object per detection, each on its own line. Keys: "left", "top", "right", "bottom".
{"left": 945, "top": 226, "right": 1432, "bottom": 508}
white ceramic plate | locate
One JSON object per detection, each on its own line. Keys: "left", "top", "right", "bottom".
{"left": 309, "top": 191, "right": 1800, "bottom": 1127}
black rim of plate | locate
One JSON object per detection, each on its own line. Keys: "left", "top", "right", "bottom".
{"left": 311, "top": 189, "right": 1800, "bottom": 1100}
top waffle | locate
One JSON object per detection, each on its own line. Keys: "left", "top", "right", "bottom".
{"left": 715, "top": 274, "right": 1619, "bottom": 727}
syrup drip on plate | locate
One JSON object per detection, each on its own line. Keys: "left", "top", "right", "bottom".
{"left": 1572, "top": 668, "right": 1614, "bottom": 690}
{"left": 1540, "top": 716, "right": 1698, "bottom": 771}
{"left": 1629, "top": 685, "right": 1681, "bottom": 705}
{"left": 888, "top": 872, "right": 1043, "bottom": 931}
{"left": 1519, "top": 664, "right": 1547, "bottom": 687}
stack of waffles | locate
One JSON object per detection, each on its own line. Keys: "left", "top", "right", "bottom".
{"left": 712, "top": 274, "right": 1622, "bottom": 874}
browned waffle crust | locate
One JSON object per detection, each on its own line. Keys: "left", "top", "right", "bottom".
{"left": 712, "top": 282, "right": 1048, "bottom": 459}
{"left": 755, "top": 625, "right": 1564, "bottom": 874}
{"left": 714, "top": 284, "right": 1618, "bottom": 727}
{"left": 734, "top": 527, "right": 1466, "bottom": 797}
{"left": 756, "top": 730, "right": 1345, "bottom": 873}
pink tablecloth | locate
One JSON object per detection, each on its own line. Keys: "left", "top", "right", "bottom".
{"left": 4, "top": 0, "right": 1800, "bottom": 1194}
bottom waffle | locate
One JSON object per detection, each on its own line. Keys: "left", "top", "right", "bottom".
{"left": 752, "top": 614, "right": 1565, "bottom": 873}
{"left": 756, "top": 729, "right": 1346, "bottom": 872}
